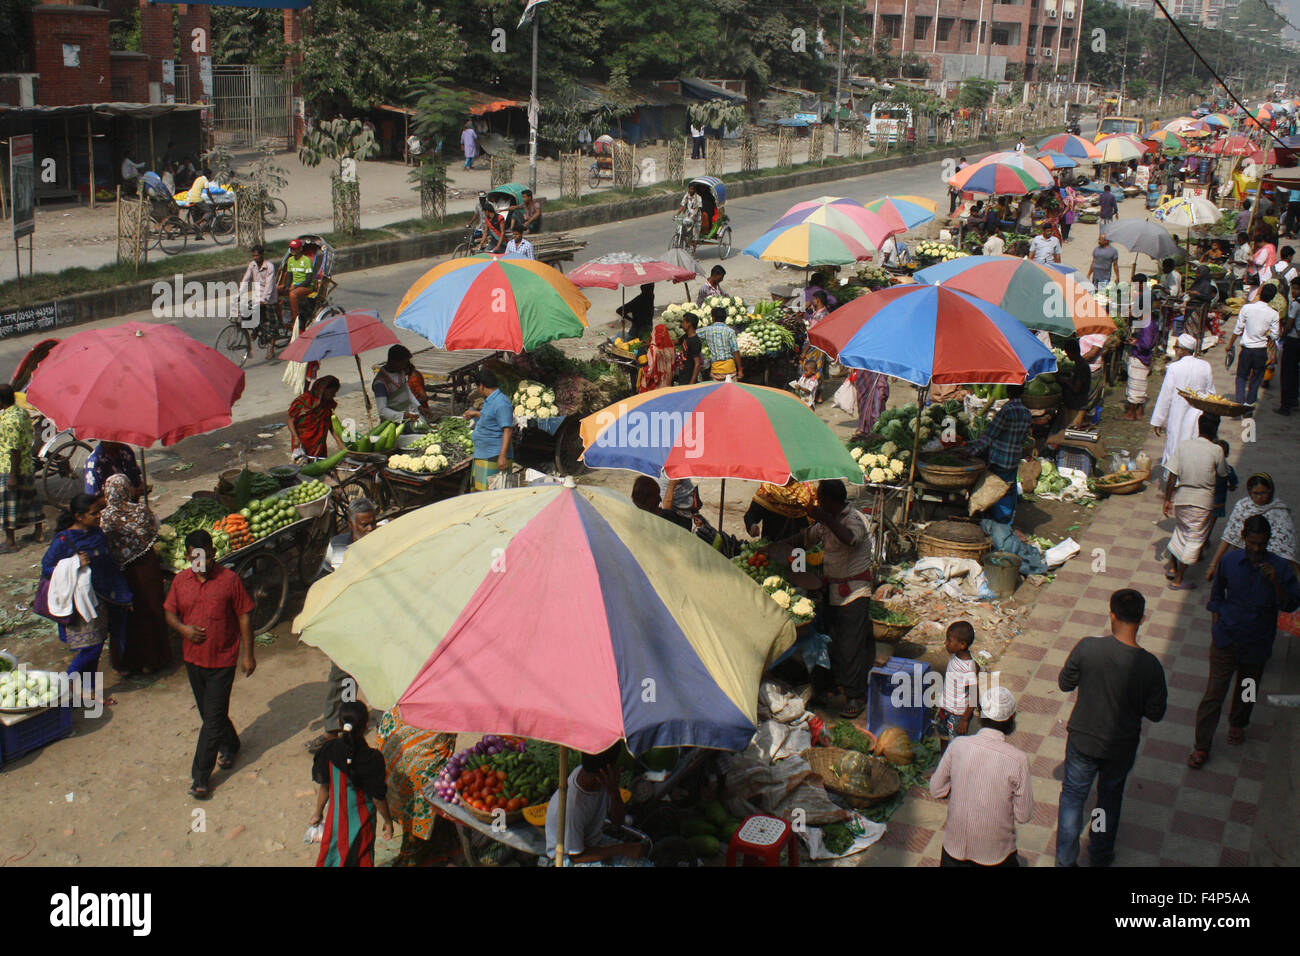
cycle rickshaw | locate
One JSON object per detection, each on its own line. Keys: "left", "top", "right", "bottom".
{"left": 670, "top": 176, "right": 732, "bottom": 258}
{"left": 139, "top": 172, "right": 235, "bottom": 255}
{"left": 10, "top": 339, "right": 96, "bottom": 503}
{"left": 588, "top": 135, "right": 640, "bottom": 189}
{"left": 452, "top": 183, "right": 527, "bottom": 256}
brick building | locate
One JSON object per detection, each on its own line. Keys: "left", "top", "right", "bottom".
{"left": 866, "top": 0, "right": 1085, "bottom": 83}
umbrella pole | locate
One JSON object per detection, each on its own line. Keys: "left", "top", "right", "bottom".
{"left": 620, "top": 287, "right": 627, "bottom": 341}
{"left": 355, "top": 355, "right": 375, "bottom": 427}
{"left": 139, "top": 448, "right": 148, "bottom": 507}
{"left": 903, "top": 385, "right": 928, "bottom": 527}
{"left": 555, "top": 748, "right": 569, "bottom": 867}
{"left": 718, "top": 478, "right": 726, "bottom": 532}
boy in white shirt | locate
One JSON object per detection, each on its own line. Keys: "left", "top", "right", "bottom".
{"left": 938, "top": 621, "right": 979, "bottom": 751}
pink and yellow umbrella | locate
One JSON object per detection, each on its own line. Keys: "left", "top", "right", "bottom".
{"left": 771, "top": 196, "right": 894, "bottom": 250}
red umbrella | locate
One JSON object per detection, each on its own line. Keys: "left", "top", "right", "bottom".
{"left": 567, "top": 255, "right": 696, "bottom": 290}
{"left": 25, "top": 322, "right": 245, "bottom": 447}
{"left": 1209, "top": 135, "right": 1255, "bottom": 156}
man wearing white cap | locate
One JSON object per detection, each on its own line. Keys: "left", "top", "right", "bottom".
{"left": 930, "top": 684, "right": 1032, "bottom": 867}
{"left": 1150, "top": 333, "right": 1215, "bottom": 477}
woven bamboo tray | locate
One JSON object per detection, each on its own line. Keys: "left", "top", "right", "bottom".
{"left": 1177, "top": 388, "right": 1252, "bottom": 418}
{"left": 915, "top": 459, "right": 985, "bottom": 489}
{"left": 1090, "top": 470, "right": 1151, "bottom": 495}
{"left": 1022, "top": 388, "right": 1062, "bottom": 410}
{"left": 463, "top": 803, "right": 525, "bottom": 826}
{"left": 804, "top": 747, "right": 900, "bottom": 809}
{"left": 917, "top": 519, "right": 992, "bottom": 560}
{"left": 870, "top": 601, "right": 918, "bottom": 640}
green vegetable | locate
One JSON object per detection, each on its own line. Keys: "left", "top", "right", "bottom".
{"left": 682, "top": 819, "right": 717, "bottom": 839}
{"left": 700, "top": 799, "right": 728, "bottom": 829}
{"left": 829, "top": 721, "right": 876, "bottom": 755}
{"left": 687, "top": 835, "right": 722, "bottom": 858}
{"left": 822, "top": 823, "right": 855, "bottom": 855}
{"left": 301, "top": 448, "right": 348, "bottom": 477}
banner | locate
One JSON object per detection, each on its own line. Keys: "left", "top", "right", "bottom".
{"left": 11, "top": 134, "right": 34, "bottom": 241}
{"left": 518, "top": 0, "right": 551, "bottom": 27}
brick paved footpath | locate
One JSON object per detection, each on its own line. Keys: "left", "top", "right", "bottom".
{"left": 855, "top": 350, "right": 1299, "bottom": 868}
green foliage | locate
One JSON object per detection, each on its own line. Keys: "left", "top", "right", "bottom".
{"left": 299, "top": 117, "right": 380, "bottom": 174}
{"left": 210, "top": 7, "right": 284, "bottom": 65}
{"left": 0, "top": 0, "right": 36, "bottom": 68}
{"left": 109, "top": 6, "right": 141, "bottom": 53}
{"left": 203, "top": 145, "right": 236, "bottom": 185}
{"left": 689, "top": 100, "right": 747, "bottom": 131}
{"left": 956, "top": 78, "right": 996, "bottom": 111}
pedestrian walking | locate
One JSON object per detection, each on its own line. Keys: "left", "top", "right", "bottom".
{"left": 1275, "top": 277, "right": 1300, "bottom": 415}
{"left": 1098, "top": 185, "right": 1119, "bottom": 225}
{"left": 1056, "top": 589, "right": 1167, "bottom": 867}
{"left": 690, "top": 122, "right": 705, "bottom": 160}
{"left": 1225, "top": 283, "right": 1280, "bottom": 408}
{"left": 461, "top": 120, "right": 479, "bottom": 170}
{"left": 1162, "top": 414, "right": 1229, "bottom": 590}
{"left": 1188, "top": 514, "right": 1300, "bottom": 768}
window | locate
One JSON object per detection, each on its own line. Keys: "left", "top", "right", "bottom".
{"left": 1028, "top": 25, "right": 1039, "bottom": 47}
{"left": 914, "top": 15, "right": 930, "bottom": 40}
{"left": 882, "top": 14, "right": 902, "bottom": 39}
{"left": 937, "top": 17, "right": 954, "bottom": 41}
{"left": 1061, "top": 27, "right": 1073, "bottom": 48}
{"left": 992, "top": 27, "right": 1011, "bottom": 45}
{"left": 962, "top": 19, "right": 976, "bottom": 43}
{"left": 1043, "top": 25, "right": 1057, "bottom": 46}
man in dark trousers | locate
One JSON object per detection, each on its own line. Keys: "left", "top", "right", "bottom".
{"left": 164, "top": 530, "right": 255, "bottom": 801}
{"left": 1056, "top": 589, "right": 1167, "bottom": 867}
{"left": 1188, "top": 514, "right": 1300, "bottom": 767}
{"left": 1098, "top": 184, "right": 1119, "bottom": 226}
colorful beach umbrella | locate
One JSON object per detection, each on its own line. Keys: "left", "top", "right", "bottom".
{"left": 914, "top": 255, "right": 1115, "bottom": 337}
{"left": 948, "top": 151, "right": 1054, "bottom": 196}
{"left": 1143, "top": 130, "right": 1187, "bottom": 153}
{"left": 1203, "top": 113, "right": 1232, "bottom": 128}
{"left": 1164, "top": 116, "right": 1198, "bottom": 132}
{"left": 861, "top": 195, "right": 938, "bottom": 232}
{"left": 293, "top": 485, "right": 796, "bottom": 753}
{"left": 1037, "top": 150, "right": 1078, "bottom": 171}
{"left": 806, "top": 284, "right": 1057, "bottom": 387}
{"left": 1094, "top": 134, "right": 1148, "bottom": 163}
{"left": 395, "top": 255, "right": 590, "bottom": 352}
{"left": 1036, "top": 133, "right": 1102, "bottom": 160}
{"left": 741, "top": 222, "right": 874, "bottom": 267}
{"left": 1208, "top": 135, "right": 1255, "bottom": 156}
{"left": 578, "top": 381, "right": 863, "bottom": 484}
{"left": 772, "top": 196, "right": 895, "bottom": 249}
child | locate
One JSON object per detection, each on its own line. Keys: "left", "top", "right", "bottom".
{"left": 1208, "top": 439, "right": 1239, "bottom": 543}
{"left": 311, "top": 701, "right": 393, "bottom": 867}
{"left": 937, "top": 621, "right": 978, "bottom": 751}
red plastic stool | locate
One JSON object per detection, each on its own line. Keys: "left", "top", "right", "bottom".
{"left": 725, "top": 814, "right": 799, "bottom": 867}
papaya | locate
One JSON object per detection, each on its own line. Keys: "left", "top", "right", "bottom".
{"left": 700, "top": 799, "right": 729, "bottom": 829}
{"left": 682, "top": 819, "right": 717, "bottom": 839}
{"left": 687, "top": 835, "right": 722, "bottom": 858}
{"left": 301, "top": 448, "right": 348, "bottom": 477}
{"left": 355, "top": 435, "right": 373, "bottom": 453}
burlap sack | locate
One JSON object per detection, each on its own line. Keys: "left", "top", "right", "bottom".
{"left": 968, "top": 470, "right": 1011, "bottom": 516}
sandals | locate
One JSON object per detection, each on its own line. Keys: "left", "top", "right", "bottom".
{"left": 1186, "top": 749, "right": 1209, "bottom": 769}
{"left": 1167, "top": 581, "right": 1197, "bottom": 591}
{"left": 217, "top": 752, "right": 236, "bottom": 770}
{"left": 840, "top": 698, "right": 866, "bottom": 719}
{"left": 1227, "top": 727, "right": 1246, "bottom": 745}
{"left": 188, "top": 785, "right": 212, "bottom": 800}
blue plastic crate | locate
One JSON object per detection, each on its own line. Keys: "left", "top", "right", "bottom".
{"left": 0, "top": 706, "right": 72, "bottom": 768}
{"left": 866, "top": 657, "right": 933, "bottom": 741}
{"left": 1055, "top": 447, "right": 1095, "bottom": 476}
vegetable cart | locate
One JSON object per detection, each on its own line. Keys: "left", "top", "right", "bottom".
{"left": 407, "top": 348, "right": 503, "bottom": 414}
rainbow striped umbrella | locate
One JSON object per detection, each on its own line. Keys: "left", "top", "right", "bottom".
{"left": 771, "top": 196, "right": 895, "bottom": 249}
{"left": 1037, "top": 150, "right": 1078, "bottom": 171}
{"left": 293, "top": 485, "right": 795, "bottom": 754}
{"left": 395, "top": 255, "right": 589, "bottom": 352}
{"left": 1094, "top": 135, "right": 1148, "bottom": 163}
{"left": 1036, "top": 133, "right": 1102, "bottom": 160}
{"left": 948, "top": 151, "right": 1053, "bottom": 196}
{"left": 1203, "top": 113, "right": 1232, "bottom": 128}
{"left": 742, "top": 222, "right": 874, "bottom": 267}
{"left": 1143, "top": 130, "right": 1187, "bottom": 153}
{"left": 914, "top": 255, "right": 1116, "bottom": 337}
{"left": 807, "top": 285, "right": 1057, "bottom": 387}
{"left": 579, "top": 381, "right": 863, "bottom": 483}
{"left": 862, "top": 195, "right": 938, "bottom": 232}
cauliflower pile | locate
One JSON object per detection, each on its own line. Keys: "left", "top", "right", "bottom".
{"left": 511, "top": 380, "right": 559, "bottom": 420}
{"left": 736, "top": 330, "right": 763, "bottom": 357}
{"left": 762, "top": 579, "right": 817, "bottom": 624}
{"left": 390, "top": 444, "right": 451, "bottom": 474}
{"left": 849, "top": 447, "right": 907, "bottom": 483}
{"left": 661, "top": 301, "right": 710, "bottom": 339}
{"left": 703, "top": 295, "right": 749, "bottom": 327}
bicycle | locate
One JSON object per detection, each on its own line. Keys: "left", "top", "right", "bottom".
{"left": 31, "top": 421, "right": 94, "bottom": 504}
{"left": 229, "top": 182, "right": 287, "bottom": 229}
{"left": 214, "top": 300, "right": 344, "bottom": 368}
{"left": 154, "top": 200, "right": 235, "bottom": 255}
{"left": 857, "top": 481, "right": 913, "bottom": 566}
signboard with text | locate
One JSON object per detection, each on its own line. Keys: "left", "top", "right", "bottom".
{"left": 11, "top": 134, "right": 34, "bottom": 240}
{"left": 0, "top": 302, "right": 71, "bottom": 340}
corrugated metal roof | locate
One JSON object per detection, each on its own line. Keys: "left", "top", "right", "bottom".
{"left": 0, "top": 102, "right": 204, "bottom": 120}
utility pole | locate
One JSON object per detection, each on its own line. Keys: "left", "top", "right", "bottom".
{"left": 984, "top": 14, "right": 992, "bottom": 82}
{"left": 1157, "top": 16, "right": 1170, "bottom": 110}
{"left": 1118, "top": 5, "right": 1131, "bottom": 115}
{"left": 834, "top": 2, "right": 845, "bottom": 153}
{"left": 528, "top": 13, "right": 540, "bottom": 195}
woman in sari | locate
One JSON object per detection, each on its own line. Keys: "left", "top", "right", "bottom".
{"left": 744, "top": 480, "right": 816, "bottom": 541}
{"left": 311, "top": 701, "right": 393, "bottom": 867}
{"left": 376, "top": 706, "right": 460, "bottom": 866}
{"left": 1205, "top": 473, "right": 1299, "bottom": 581}
{"left": 637, "top": 323, "right": 677, "bottom": 393}
{"left": 100, "top": 474, "right": 171, "bottom": 675}
{"left": 0, "top": 385, "right": 43, "bottom": 553}
{"left": 40, "top": 493, "right": 132, "bottom": 706}
{"left": 794, "top": 291, "right": 831, "bottom": 408}
{"left": 286, "top": 375, "right": 341, "bottom": 460}
{"left": 853, "top": 370, "right": 890, "bottom": 436}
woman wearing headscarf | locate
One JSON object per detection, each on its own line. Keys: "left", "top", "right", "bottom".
{"left": 1183, "top": 265, "right": 1218, "bottom": 342}
{"left": 1205, "top": 473, "right": 1299, "bottom": 581}
{"left": 637, "top": 323, "right": 677, "bottom": 393}
{"left": 0, "top": 384, "right": 43, "bottom": 553}
{"left": 1123, "top": 277, "right": 1164, "bottom": 420}
{"left": 745, "top": 481, "right": 817, "bottom": 541}
{"left": 287, "top": 375, "right": 342, "bottom": 461}
{"left": 100, "top": 474, "right": 170, "bottom": 675}
{"left": 853, "top": 370, "right": 890, "bottom": 436}
{"left": 793, "top": 291, "right": 831, "bottom": 407}
{"left": 40, "top": 493, "right": 132, "bottom": 706}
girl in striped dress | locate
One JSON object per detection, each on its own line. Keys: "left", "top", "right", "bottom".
{"left": 311, "top": 702, "right": 393, "bottom": 867}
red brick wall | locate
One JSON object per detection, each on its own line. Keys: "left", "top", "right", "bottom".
{"left": 139, "top": 0, "right": 175, "bottom": 95}
{"left": 31, "top": 6, "right": 111, "bottom": 106}
{"left": 177, "top": 5, "right": 212, "bottom": 102}
{"left": 110, "top": 52, "right": 150, "bottom": 103}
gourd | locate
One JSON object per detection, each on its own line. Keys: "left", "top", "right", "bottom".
{"left": 872, "top": 726, "right": 915, "bottom": 766}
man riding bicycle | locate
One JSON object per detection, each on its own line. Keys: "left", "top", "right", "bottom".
{"left": 238, "top": 245, "right": 279, "bottom": 358}
{"left": 465, "top": 193, "right": 506, "bottom": 254}
{"left": 278, "top": 238, "right": 316, "bottom": 331}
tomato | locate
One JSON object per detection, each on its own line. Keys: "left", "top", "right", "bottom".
{"left": 496, "top": 770, "right": 507, "bottom": 782}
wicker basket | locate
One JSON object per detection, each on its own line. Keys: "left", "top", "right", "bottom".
{"left": 463, "top": 803, "right": 525, "bottom": 826}
{"left": 804, "top": 747, "right": 900, "bottom": 809}
{"left": 1177, "top": 388, "right": 1252, "bottom": 418}
{"left": 915, "top": 459, "right": 986, "bottom": 489}
{"left": 1022, "top": 388, "right": 1062, "bottom": 410}
{"left": 917, "top": 519, "right": 992, "bottom": 560}
{"left": 1090, "top": 471, "right": 1151, "bottom": 496}
{"left": 871, "top": 601, "right": 918, "bottom": 641}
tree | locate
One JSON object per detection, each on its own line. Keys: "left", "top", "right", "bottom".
{"left": 407, "top": 77, "right": 469, "bottom": 218}
{"left": 1125, "top": 78, "right": 1150, "bottom": 102}
{"left": 210, "top": 7, "right": 285, "bottom": 66}
{"left": 299, "top": 117, "right": 380, "bottom": 235}
{"left": 956, "top": 78, "right": 996, "bottom": 111}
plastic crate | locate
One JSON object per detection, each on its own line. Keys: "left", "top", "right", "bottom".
{"left": 1055, "top": 447, "right": 1095, "bottom": 476}
{"left": 866, "top": 657, "right": 932, "bottom": 741}
{"left": 0, "top": 706, "right": 73, "bottom": 768}
{"left": 1089, "top": 405, "right": 1103, "bottom": 425}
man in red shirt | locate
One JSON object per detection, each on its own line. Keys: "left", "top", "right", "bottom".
{"left": 164, "top": 530, "right": 255, "bottom": 800}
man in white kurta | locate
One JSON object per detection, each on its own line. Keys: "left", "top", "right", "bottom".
{"left": 1151, "top": 333, "right": 1216, "bottom": 472}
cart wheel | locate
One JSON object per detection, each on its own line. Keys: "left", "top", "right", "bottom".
{"left": 158, "top": 216, "right": 188, "bottom": 256}
{"left": 632, "top": 164, "right": 642, "bottom": 187}
{"left": 554, "top": 417, "right": 587, "bottom": 476}
{"left": 261, "top": 196, "right": 288, "bottom": 229}
{"left": 588, "top": 165, "right": 602, "bottom": 189}
{"left": 452, "top": 242, "right": 473, "bottom": 259}
{"left": 296, "top": 512, "right": 333, "bottom": 586}
{"left": 718, "top": 227, "right": 733, "bottom": 259}
{"left": 335, "top": 474, "right": 380, "bottom": 533}
{"left": 311, "top": 305, "right": 344, "bottom": 327}
{"left": 41, "top": 438, "right": 93, "bottom": 505}
{"left": 210, "top": 209, "right": 235, "bottom": 245}
{"left": 236, "top": 552, "right": 288, "bottom": 634}
{"left": 214, "top": 323, "right": 252, "bottom": 368}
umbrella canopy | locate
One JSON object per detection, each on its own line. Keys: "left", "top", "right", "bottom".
{"left": 1164, "top": 116, "right": 1198, "bottom": 131}
{"left": 1037, "top": 150, "right": 1078, "bottom": 171}
{"left": 861, "top": 195, "right": 938, "bottom": 233}
{"left": 276, "top": 308, "right": 398, "bottom": 363}
{"left": 742, "top": 222, "right": 874, "bottom": 267}
{"left": 567, "top": 252, "right": 696, "bottom": 290}
{"left": 25, "top": 322, "right": 245, "bottom": 447}
{"left": 1094, "top": 134, "right": 1148, "bottom": 163}
{"left": 1155, "top": 196, "right": 1222, "bottom": 229}
{"left": 1203, "top": 113, "right": 1232, "bottom": 128}
{"left": 1101, "top": 218, "right": 1183, "bottom": 260}
{"left": 914, "top": 255, "right": 1116, "bottom": 337}
{"left": 660, "top": 246, "right": 703, "bottom": 277}
{"left": 771, "top": 197, "right": 894, "bottom": 250}
{"left": 395, "top": 255, "right": 589, "bottom": 352}
{"left": 948, "top": 151, "right": 1054, "bottom": 195}
{"left": 1208, "top": 135, "right": 1255, "bottom": 156}
{"left": 293, "top": 485, "right": 795, "bottom": 753}
{"left": 806, "top": 285, "right": 1057, "bottom": 387}
{"left": 579, "top": 381, "right": 863, "bottom": 483}
{"left": 1036, "top": 133, "right": 1103, "bottom": 159}
{"left": 1143, "top": 130, "right": 1187, "bottom": 153}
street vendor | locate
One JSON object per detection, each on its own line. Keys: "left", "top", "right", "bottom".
{"left": 632, "top": 476, "right": 691, "bottom": 531}
{"left": 695, "top": 265, "right": 727, "bottom": 305}
{"left": 463, "top": 368, "right": 514, "bottom": 491}
{"left": 697, "top": 307, "right": 744, "bottom": 381}
{"left": 545, "top": 746, "right": 648, "bottom": 866}
{"left": 771, "top": 479, "right": 873, "bottom": 719}
{"left": 959, "top": 384, "right": 1032, "bottom": 524}
{"left": 372, "top": 345, "right": 427, "bottom": 424}
{"left": 287, "top": 375, "right": 343, "bottom": 461}
{"left": 616, "top": 283, "right": 656, "bottom": 340}
{"left": 745, "top": 480, "right": 816, "bottom": 541}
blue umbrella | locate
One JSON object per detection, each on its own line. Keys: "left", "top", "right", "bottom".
{"left": 1038, "top": 150, "right": 1078, "bottom": 170}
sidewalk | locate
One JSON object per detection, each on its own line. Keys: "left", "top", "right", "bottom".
{"left": 856, "top": 346, "right": 1296, "bottom": 867}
